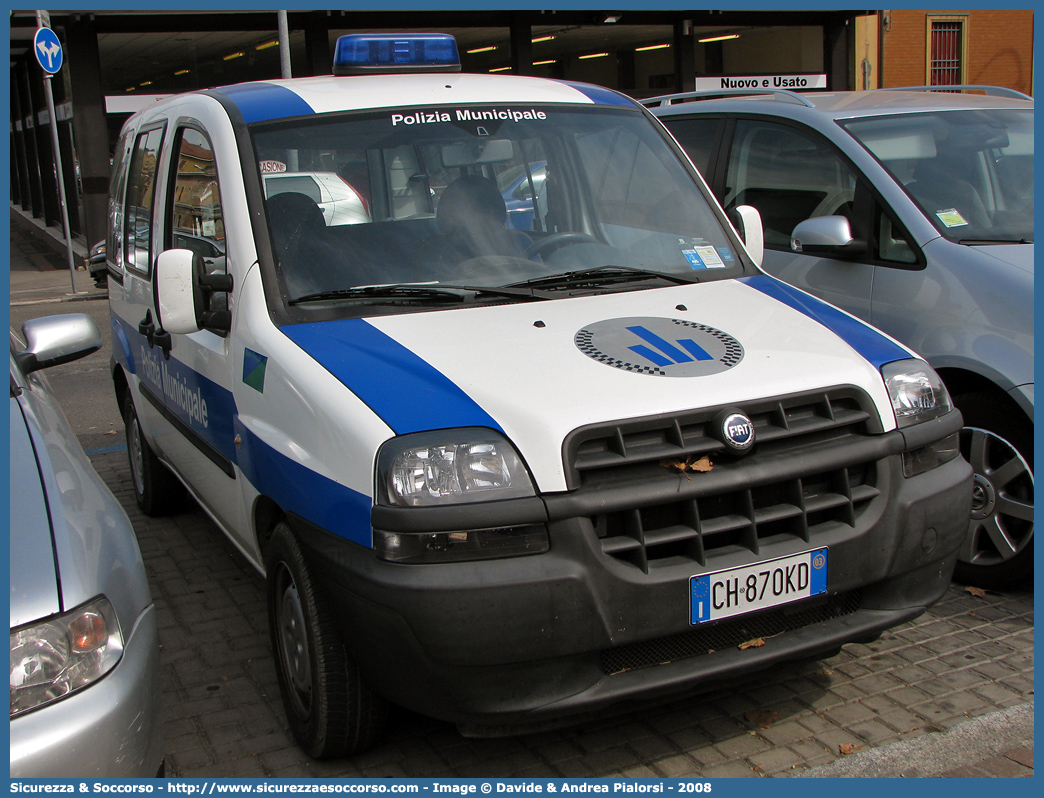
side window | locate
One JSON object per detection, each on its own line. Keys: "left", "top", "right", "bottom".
{"left": 107, "top": 130, "right": 133, "bottom": 268}
{"left": 725, "top": 120, "right": 858, "bottom": 248}
{"left": 168, "top": 128, "right": 226, "bottom": 277}
{"left": 661, "top": 116, "right": 726, "bottom": 177}
{"left": 124, "top": 126, "right": 165, "bottom": 274}
{"left": 876, "top": 207, "right": 918, "bottom": 265}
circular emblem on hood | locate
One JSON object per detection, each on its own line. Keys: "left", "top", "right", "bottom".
{"left": 575, "top": 317, "right": 743, "bottom": 378}
{"left": 720, "top": 412, "right": 756, "bottom": 452}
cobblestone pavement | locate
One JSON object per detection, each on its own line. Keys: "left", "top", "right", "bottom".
{"left": 84, "top": 446, "right": 1032, "bottom": 779}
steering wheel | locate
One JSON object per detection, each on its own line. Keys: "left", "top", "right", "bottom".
{"left": 524, "top": 232, "right": 600, "bottom": 260}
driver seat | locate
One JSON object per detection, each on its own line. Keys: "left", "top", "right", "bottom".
{"left": 434, "top": 176, "right": 531, "bottom": 261}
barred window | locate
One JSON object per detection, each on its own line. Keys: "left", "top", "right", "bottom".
{"left": 929, "top": 19, "right": 964, "bottom": 87}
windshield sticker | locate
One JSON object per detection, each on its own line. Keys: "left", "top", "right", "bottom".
{"left": 259, "top": 160, "right": 287, "bottom": 174}
{"left": 936, "top": 208, "right": 969, "bottom": 228}
{"left": 391, "top": 108, "right": 548, "bottom": 126}
{"left": 716, "top": 247, "right": 734, "bottom": 262}
{"left": 575, "top": 317, "right": 743, "bottom": 378}
{"left": 682, "top": 245, "right": 726, "bottom": 270}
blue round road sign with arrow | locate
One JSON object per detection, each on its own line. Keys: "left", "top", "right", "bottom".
{"left": 34, "top": 27, "right": 63, "bottom": 74}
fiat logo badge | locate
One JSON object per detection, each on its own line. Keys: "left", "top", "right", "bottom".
{"left": 721, "top": 412, "right": 755, "bottom": 452}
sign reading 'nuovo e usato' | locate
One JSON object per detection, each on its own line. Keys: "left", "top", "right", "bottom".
{"left": 696, "top": 74, "right": 827, "bottom": 91}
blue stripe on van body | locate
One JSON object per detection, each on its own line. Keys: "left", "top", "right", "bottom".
{"left": 217, "top": 83, "right": 316, "bottom": 124}
{"left": 740, "top": 274, "right": 910, "bottom": 369}
{"left": 282, "top": 318, "right": 503, "bottom": 436}
{"left": 234, "top": 419, "right": 372, "bottom": 546}
{"left": 555, "top": 81, "right": 638, "bottom": 108}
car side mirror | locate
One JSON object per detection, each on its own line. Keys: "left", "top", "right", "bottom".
{"left": 791, "top": 216, "right": 867, "bottom": 258}
{"left": 730, "top": 204, "right": 764, "bottom": 268}
{"left": 156, "top": 248, "right": 234, "bottom": 336}
{"left": 16, "top": 314, "right": 102, "bottom": 375}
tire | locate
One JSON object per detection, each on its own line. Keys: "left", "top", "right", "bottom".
{"left": 265, "top": 521, "right": 387, "bottom": 759}
{"left": 124, "top": 394, "right": 186, "bottom": 516}
{"left": 952, "top": 392, "right": 1034, "bottom": 590}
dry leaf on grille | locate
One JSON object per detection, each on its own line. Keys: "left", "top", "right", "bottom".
{"left": 738, "top": 637, "right": 766, "bottom": 650}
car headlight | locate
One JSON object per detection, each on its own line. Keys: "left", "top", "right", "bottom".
{"left": 376, "top": 428, "right": 536, "bottom": 507}
{"left": 882, "top": 359, "right": 952, "bottom": 429}
{"left": 10, "top": 596, "right": 124, "bottom": 718}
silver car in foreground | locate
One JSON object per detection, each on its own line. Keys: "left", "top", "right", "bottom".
{"left": 10, "top": 314, "right": 164, "bottom": 777}
{"left": 650, "top": 87, "right": 1033, "bottom": 589}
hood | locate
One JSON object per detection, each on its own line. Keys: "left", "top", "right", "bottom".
{"left": 9, "top": 398, "right": 60, "bottom": 629}
{"left": 284, "top": 278, "right": 907, "bottom": 492}
{"left": 964, "top": 241, "right": 1034, "bottom": 276}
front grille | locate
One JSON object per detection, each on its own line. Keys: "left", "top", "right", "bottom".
{"left": 601, "top": 590, "right": 861, "bottom": 675}
{"left": 565, "top": 388, "right": 878, "bottom": 489}
{"left": 563, "top": 388, "right": 884, "bottom": 572}
{"left": 594, "top": 463, "right": 879, "bottom": 571}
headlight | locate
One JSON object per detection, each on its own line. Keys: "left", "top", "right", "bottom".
{"left": 10, "top": 596, "right": 124, "bottom": 717}
{"left": 377, "top": 428, "right": 536, "bottom": 507}
{"left": 882, "top": 359, "right": 952, "bottom": 429}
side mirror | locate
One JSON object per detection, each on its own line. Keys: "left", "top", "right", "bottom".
{"left": 16, "top": 314, "right": 102, "bottom": 375}
{"left": 791, "top": 216, "right": 867, "bottom": 258}
{"left": 156, "top": 248, "right": 234, "bottom": 336}
{"left": 730, "top": 205, "right": 764, "bottom": 268}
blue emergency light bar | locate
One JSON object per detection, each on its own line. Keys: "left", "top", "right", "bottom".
{"left": 333, "top": 33, "right": 461, "bottom": 76}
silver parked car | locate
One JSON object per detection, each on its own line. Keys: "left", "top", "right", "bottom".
{"left": 10, "top": 314, "right": 164, "bottom": 777}
{"left": 650, "top": 86, "right": 1033, "bottom": 589}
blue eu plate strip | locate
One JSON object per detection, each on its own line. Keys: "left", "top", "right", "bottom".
{"left": 282, "top": 318, "right": 502, "bottom": 436}
{"left": 740, "top": 274, "right": 910, "bottom": 369}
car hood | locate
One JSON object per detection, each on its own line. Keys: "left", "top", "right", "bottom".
{"left": 9, "top": 398, "right": 61, "bottom": 628}
{"left": 964, "top": 241, "right": 1034, "bottom": 276}
{"left": 284, "top": 277, "right": 907, "bottom": 491}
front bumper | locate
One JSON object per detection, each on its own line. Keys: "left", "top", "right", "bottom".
{"left": 9, "top": 605, "right": 164, "bottom": 778}
{"left": 296, "top": 412, "right": 971, "bottom": 731}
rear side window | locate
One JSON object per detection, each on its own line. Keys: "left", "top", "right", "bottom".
{"left": 660, "top": 116, "right": 726, "bottom": 177}
{"left": 124, "top": 126, "right": 165, "bottom": 274}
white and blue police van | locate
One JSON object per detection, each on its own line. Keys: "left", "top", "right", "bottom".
{"left": 106, "top": 34, "right": 971, "bottom": 758}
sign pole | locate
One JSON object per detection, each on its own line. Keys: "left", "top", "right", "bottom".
{"left": 35, "top": 13, "right": 81, "bottom": 294}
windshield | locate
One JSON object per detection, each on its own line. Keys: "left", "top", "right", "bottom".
{"left": 842, "top": 108, "right": 1033, "bottom": 243}
{"left": 249, "top": 105, "right": 744, "bottom": 309}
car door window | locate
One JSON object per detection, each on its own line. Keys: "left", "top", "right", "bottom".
{"left": 725, "top": 120, "right": 857, "bottom": 248}
{"left": 169, "top": 127, "right": 226, "bottom": 277}
{"left": 168, "top": 127, "right": 229, "bottom": 321}
{"left": 124, "top": 126, "right": 165, "bottom": 274}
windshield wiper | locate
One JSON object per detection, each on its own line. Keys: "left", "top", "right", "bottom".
{"left": 289, "top": 283, "right": 547, "bottom": 306}
{"left": 508, "top": 266, "right": 699, "bottom": 291}
{"left": 958, "top": 238, "right": 1033, "bottom": 245}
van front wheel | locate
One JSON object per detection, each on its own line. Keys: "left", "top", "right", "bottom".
{"left": 123, "top": 394, "right": 185, "bottom": 516}
{"left": 265, "top": 522, "right": 387, "bottom": 759}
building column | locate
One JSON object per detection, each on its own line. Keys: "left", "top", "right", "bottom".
{"left": 509, "top": 13, "right": 534, "bottom": 76}
{"left": 10, "top": 72, "right": 34, "bottom": 210}
{"left": 66, "top": 15, "right": 109, "bottom": 244}
{"left": 303, "top": 11, "right": 331, "bottom": 77}
{"left": 26, "top": 61, "right": 62, "bottom": 227}
{"left": 824, "top": 17, "right": 853, "bottom": 90}
{"left": 673, "top": 20, "right": 696, "bottom": 92}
